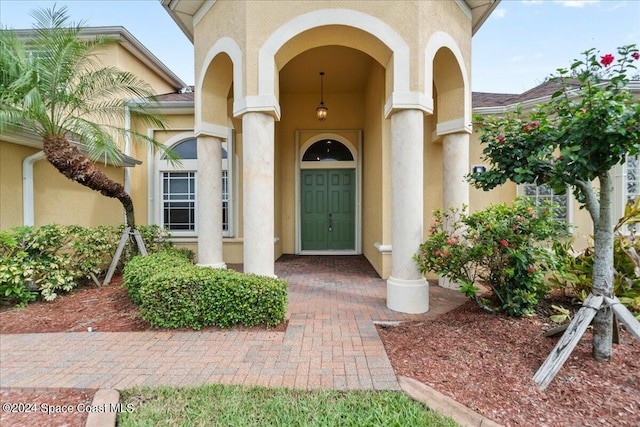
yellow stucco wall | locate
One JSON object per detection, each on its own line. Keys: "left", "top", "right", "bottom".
{"left": 0, "top": 140, "right": 123, "bottom": 229}
{"left": 98, "top": 44, "right": 177, "bottom": 96}
{"left": 34, "top": 161, "right": 125, "bottom": 227}
{"left": 194, "top": 1, "right": 471, "bottom": 98}
{"left": 362, "top": 64, "right": 389, "bottom": 278}
{"left": 0, "top": 141, "right": 37, "bottom": 229}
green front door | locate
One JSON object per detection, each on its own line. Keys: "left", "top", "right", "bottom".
{"left": 301, "top": 169, "right": 355, "bottom": 251}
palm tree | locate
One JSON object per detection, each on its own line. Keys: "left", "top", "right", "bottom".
{"left": 0, "top": 6, "right": 175, "bottom": 229}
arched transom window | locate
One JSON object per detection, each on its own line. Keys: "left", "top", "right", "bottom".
{"left": 302, "top": 139, "right": 354, "bottom": 162}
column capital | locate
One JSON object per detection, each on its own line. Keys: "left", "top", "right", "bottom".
{"left": 384, "top": 91, "right": 434, "bottom": 118}
{"left": 194, "top": 121, "right": 230, "bottom": 140}
{"left": 234, "top": 95, "right": 281, "bottom": 120}
{"left": 437, "top": 118, "right": 472, "bottom": 136}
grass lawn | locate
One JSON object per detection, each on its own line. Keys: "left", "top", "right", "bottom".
{"left": 118, "top": 383, "right": 459, "bottom": 427}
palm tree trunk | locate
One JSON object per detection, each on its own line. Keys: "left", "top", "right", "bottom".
{"left": 43, "top": 135, "right": 136, "bottom": 228}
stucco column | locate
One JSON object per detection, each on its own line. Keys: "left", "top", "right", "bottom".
{"left": 242, "top": 112, "right": 275, "bottom": 277}
{"left": 443, "top": 132, "right": 470, "bottom": 211}
{"left": 440, "top": 132, "right": 470, "bottom": 289}
{"left": 387, "top": 109, "right": 429, "bottom": 314}
{"left": 196, "top": 135, "right": 226, "bottom": 269}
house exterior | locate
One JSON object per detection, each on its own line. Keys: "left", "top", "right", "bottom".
{"left": 0, "top": 26, "right": 187, "bottom": 230}
{"left": 3, "top": 1, "right": 637, "bottom": 315}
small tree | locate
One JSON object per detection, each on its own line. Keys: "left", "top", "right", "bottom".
{"left": 471, "top": 45, "right": 640, "bottom": 370}
{"left": 0, "top": 6, "right": 175, "bottom": 230}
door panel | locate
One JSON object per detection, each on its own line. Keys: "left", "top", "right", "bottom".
{"left": 301, "top": 169, "right": 355, "bottom": 251}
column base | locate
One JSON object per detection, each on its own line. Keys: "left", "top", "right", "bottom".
{"left": 438, "top": 276, "right": 460, "bottom": 290}
{"left": 386, "top": 276, "right": 429, "bottom": 314}
{"left": 197, "top": 262, "right": 227, "bottom": 269}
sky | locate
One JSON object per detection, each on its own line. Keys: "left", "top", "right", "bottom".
{"left": 1, "top": 0, "right": 638, "bottom": 94}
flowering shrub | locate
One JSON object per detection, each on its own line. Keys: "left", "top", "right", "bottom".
{"left": 415, "top": 198, "right": 569, "bottom": 316}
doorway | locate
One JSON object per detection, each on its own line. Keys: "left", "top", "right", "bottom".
{"left": 296, "top": 131, "right": 362, "bottom": 254}
{"left": 301, "top": 169, "right": 355, "bottom": 250}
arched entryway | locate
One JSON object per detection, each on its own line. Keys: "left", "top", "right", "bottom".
{"left": 295, "top": 132, "right": 362, "bottom": 254}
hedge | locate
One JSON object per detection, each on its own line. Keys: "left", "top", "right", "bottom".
{"left": 123, "top": 251, "right": 288, "bottom": 329}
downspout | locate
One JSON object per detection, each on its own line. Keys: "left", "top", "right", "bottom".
{"left": 124, "top": 105, "right": 131, "bottom": 193}
{"left": 23, "top": 151, "right": 46, "bottom": 226}
{"left": 124, "top": 105, "right": 131, "bottom": 225}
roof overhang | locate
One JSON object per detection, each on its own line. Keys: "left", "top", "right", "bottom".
{"left": 2, "top": 129, "right": 142, "bottom": 168}
{"left": 460, "top": 0, "right": 502, "bottom": 35}
{"left": 474, "top": 81, "right": 640, "bottom": 115}
{"left": 161, "top": 0, "right": 501, "bottom": 42}
{"left": 12, "top": 26, "right": 187, "bottom": 90}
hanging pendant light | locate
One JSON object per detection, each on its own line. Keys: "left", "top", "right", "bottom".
{"left": 316, "top": 71, "right": 328, "bottom": 121}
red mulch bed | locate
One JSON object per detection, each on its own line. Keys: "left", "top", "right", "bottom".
{"left": 1, "top": 278, "right": 639, "bottom": 426}
{"left": 0, "top": 276, "right": 284, "bottom": 426}
{"left": 378, "top": 301, "right": 640, "bottom": 427}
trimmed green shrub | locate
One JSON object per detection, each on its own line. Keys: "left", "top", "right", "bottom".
{"left": 124, "top": 251, "right": 288, "bottom": 329}
{"left": 123, "top": 250, "right": 193, "bottom": 305}
{"left": 415, "top": 198, "right": 569, "bottom": 316}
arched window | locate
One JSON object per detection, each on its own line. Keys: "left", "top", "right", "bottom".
{"left": 302, "top": 139, "right": 354, "bottom": 162}
{"left": 158, "top": 135, "right": 233, "bottom": 236}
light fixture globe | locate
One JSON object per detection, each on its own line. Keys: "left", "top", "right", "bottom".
{"left": 316, "top": 102, "right": 328, "bottom": 121}
{"left": 316, "top": 72, "right": 328, "bottom": 121}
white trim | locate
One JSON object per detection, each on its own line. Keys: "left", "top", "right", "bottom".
{"left": 22, "top": 151, "right": 46, "bottom": 226}
{"left": 436, "top": 117, "right": 471, "bottom": 136}
{"left": 258, "top": 9, "right": 410, "bottom": 98}
{"left": 295, "top": 130, "right": 362, "bottom": 255}
{"left": 455, "top": 0, "right": 472, "bottom": 19}
{"left": 194, "top": 121, "right": 230, "bottom": 140}
{"left": 196, "top": 37, "right": 244, "bottom": 125}
{"left": 384, "top": 91, "right": 434, "bottom": 117}
{"left": 299, "top": 250, "right": 359, "bottom": 256}
{"left": 193, "top": 0, "right": 216, "bottom": 27}
{"left": 234, "top": 95, "right": 281, "bottom": 119}
{"left": 374, "top": 242, "right": 392, "bottom": 254}
{"left": 424, "top": 31, "right": 471, "bottom": 131}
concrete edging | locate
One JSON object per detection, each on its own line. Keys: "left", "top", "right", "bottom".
{"left": 85, "top": 389, "right": 119, "bottom": 427}
{"left": 398, "top": 375, "right": 503, "bottom": 427}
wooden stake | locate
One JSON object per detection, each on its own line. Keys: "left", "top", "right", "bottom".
{"left": 533, "top": 294, "right": 603, "bottom": 391}
{"left": 103, "top": 227, "right": 148, "bottom": 285}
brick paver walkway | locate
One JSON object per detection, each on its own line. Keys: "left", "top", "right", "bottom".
{"left": 0, "top": 255, "right": 467, "bottom": 391}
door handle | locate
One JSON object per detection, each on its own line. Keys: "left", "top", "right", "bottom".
{"left": 328, "top": 213, "right": 333, "bottom": 232}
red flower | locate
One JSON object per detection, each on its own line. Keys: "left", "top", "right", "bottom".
{"left": 497, "top": 134, "right": 505, "bottom": 142}
{"left": 499, "top": 239, "right": 509, "bottom": 247}
{"left": 527, "top": 266, "right": 537, "bottom": 274}
{"left": 531, "top": 121, "right": 540, "bottom": 128}
{"left": 435, "top": 250, "right": 441, "bottom": 257}
{"left": 523, "top": 125, "right": 532, "bottom": 131}
{"left": 600, "top": 54, "right": 614, "bottom": 67}
{"left": 632, "top": 52, "right": 640, "bottom": 60}
{"left": 447, "top": 238, "right": 454, "bottom": 245}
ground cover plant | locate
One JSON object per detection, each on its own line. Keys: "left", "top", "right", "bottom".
{"left": 118, "top": 384, "right": 459, "bottom": 427}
